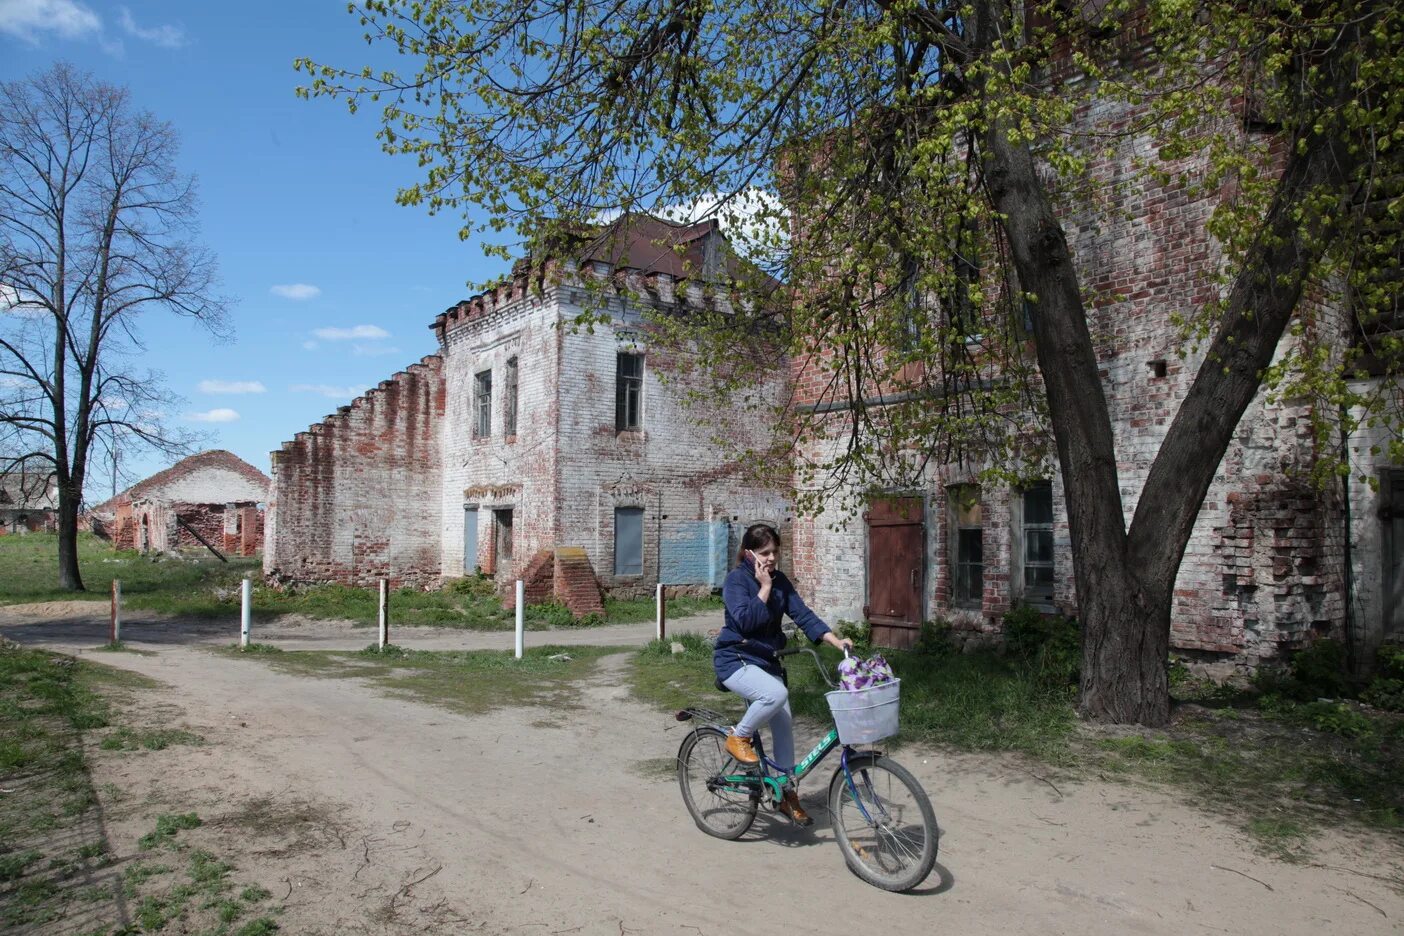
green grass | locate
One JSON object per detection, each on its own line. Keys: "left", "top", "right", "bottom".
{"left": 115, "top": 841, "right": 280, "bottom": 935}
{"left": 629, "top": 635, "right": 1404, "bottom": 849}
{"left": 223, "top": 642, "right": 627, "bottom": 715}
{"left": 99, "top": 726, "right": 203, "bottom": 752}
{"left": 0, "top": 532, "right": 722, "bottom": 631}
{"left": 0, "top": 642, "right": 128, "bottom": 928}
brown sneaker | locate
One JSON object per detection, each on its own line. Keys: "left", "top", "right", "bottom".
{"left": 779, "top": 790, "right": 813, "bottom": 827}
{"left": 725, "top": 733, "right": 759, "bottom": 764}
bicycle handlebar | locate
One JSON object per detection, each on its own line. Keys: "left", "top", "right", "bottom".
{"left": 775, "top": 646, "right": 836, "bottom": 689}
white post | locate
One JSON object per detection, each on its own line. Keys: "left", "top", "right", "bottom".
{"left": 110, "top": 579, "right": 121, "bottom": 644}
{"left": 655, "top": 582, "right": 665, "bottom": 642}
{"left": 240, "top": 577, "right": 251, "bottom": 649}
{"left": 514, "top": 579, "right": 525, "bottom": 660}
{"left": 378, "top": 579, "right": 389, "bottom": 649}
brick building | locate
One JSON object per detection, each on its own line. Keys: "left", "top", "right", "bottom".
{"left": 0, "top": 471, "right": 58, "bottom": 534}
{"left": 786, "top": 78, "right": 1401, "bottom": 672}
{"left": 264, "top": 216, "right": 789, "bottom": 611}
{"left": 94, "top": 451, "right": 269, "bottom": 558}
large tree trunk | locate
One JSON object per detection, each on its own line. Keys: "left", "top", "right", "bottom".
{"left": 56, "top": 479, "right": 84, "bottom": 591}
{"left": 1079, "top": 569, "right": 1171, "bottom": 724}
{"left": 969, "top": 0, "right": 1370, "bottom": 724}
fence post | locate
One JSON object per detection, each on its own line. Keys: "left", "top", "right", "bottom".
{"left": 515, "top": 579, "right": 524, "bottom": 660}
{"left": 240, "top": 577, "right": 251, "bottom": 649}
{"left": 378, "top": 579, "right": 389, "bottom": 649}
{"left": 110, "top": 579, "right": 121, "bottom": 644}
{"left": 656, "top": 582, "right": 666, "bottom": 642}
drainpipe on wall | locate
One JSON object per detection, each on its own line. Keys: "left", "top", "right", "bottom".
{"left": 1340, "top": 404, "right": 1356, "bottom": 673}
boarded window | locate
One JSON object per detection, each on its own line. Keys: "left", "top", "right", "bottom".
{"left": 504, "top": 357, "right": 519, "bottom": 436}
{"left": 1022, "top": 482, "right": 1054, "bottom": 601}
{"left": 614, "top": 507, "right": 644, "bottom": 575}
{"left": 474, "top": 370, "right": 492, "bottom": 438}
{"left": 616, "top": 352, "right": 643, "bottom": 431}
{"left": 949, "top": 485, "right": 983, "bottom": 607}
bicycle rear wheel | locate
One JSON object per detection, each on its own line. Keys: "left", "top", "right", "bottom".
{"left": 828, "top": 753, "right": 938, "bottom": 892}
{"left": 677, "top": 726, "right": 759, "bottom": 840}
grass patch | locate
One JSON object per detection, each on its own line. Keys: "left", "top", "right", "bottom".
{"left": 1, "top": 533, "right": 722, "bottom": 632}
{"left": 99, "top": 726, "right": 203, "bottom": 752}
{"left": 630, "top": 632, "right": 1404, "bottom": 849}
{"left": 225, "top": 643, "right": 626, "bottom": 715}
{"left": 0, "top": 642, "right": 133, "bottom": 928}
{"left": 108, "top": 833, "right": 282, "bottom": 934}
{"left": 91, "top": 640, "right": 156, "bottom": 656}
{"left": 137, "top": 812, "right": 202, "bottom": 850}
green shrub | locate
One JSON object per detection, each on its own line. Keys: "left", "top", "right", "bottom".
{"left": 446, "top": 574, "right": 497, "bottom": 598}
{"left": 1289, "top": 638, "right": 1349, "bottom": 699}
{"left": 1363, "top": 679, "right": 1404, "bottom": 712}
{"left": 912, "top": 619, "right": 954, "bottom": 658}
{"left": 834, "top": 620, "right": 871, "bottom": 653}
{"left": 1002, "top": 606, "right": 1080, "bottom": 687}
{"left": 1363, "top": 647, "right": 1404, "bottom": 712}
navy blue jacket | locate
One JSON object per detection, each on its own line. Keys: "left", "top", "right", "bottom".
{"left": 713, "top": 557, "right": 831, "bottom": 682}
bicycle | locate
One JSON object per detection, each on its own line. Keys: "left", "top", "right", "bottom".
{"left": 674, "top": 646, "right": 938, "bottom": 892}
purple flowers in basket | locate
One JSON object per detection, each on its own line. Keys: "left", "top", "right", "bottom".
{"left": 837, "top": 653, "right": 896, "bottom": 692}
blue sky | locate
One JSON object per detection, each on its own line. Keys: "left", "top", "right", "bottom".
{"left": 0, "top": 1, "right": 506, "bottom": 497}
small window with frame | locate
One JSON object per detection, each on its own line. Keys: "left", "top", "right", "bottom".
{"left": 1022, "top": 481, "right": 1054, "bottom": 603}
{"left": 949, "top": 485, "right": 983, "bottom": 608}
{"left": 616, "top": 352, "right": 643, "bottom": 431}
{"left": 474, "top": 369, "right": 493, "bottom": 438}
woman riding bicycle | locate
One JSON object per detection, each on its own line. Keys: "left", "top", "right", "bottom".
{"left": 715, "top": 523, "right": 854, "bottom": 826}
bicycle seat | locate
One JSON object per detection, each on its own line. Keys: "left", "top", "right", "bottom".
{"left": 714, "top": 677, "right": 729, "bottom": 693}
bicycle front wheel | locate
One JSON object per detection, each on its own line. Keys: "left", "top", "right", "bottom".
{"left": 828, "top": 753, "right": 938, "bottom": 892}
{"left": 677, "top": 726, "right": 759, "bottom": 840}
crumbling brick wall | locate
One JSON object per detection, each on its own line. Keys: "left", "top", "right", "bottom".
{"left": 788, "top": 75, "right": 1356, "bottom": 665}
{"left": 264, "top": 356, "right": 445, "bottom": 587}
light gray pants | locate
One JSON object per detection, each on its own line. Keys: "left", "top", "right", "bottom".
{"left": 724, "top": 664, "right": 795, "bottom": 772}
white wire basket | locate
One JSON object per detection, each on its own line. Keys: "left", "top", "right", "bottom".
{"left": 825, "top": 678, "right": 901, "bottom": 745}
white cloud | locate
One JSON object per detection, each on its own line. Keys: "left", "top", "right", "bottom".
{"left": 0, "top": 0, "right": 101, "bottom": 43}
{"left": 313, "top": 325, "right": 390, "bottom": 341}
{"left": 187, "top": 408, "right": 240, "bottom": 423}
{"left": 271, "top": 283, "right": 322, "bottom": 301}
{"left": 117, "top": 7, "right": 183, "bottom": 48}
{"left": 351, "top": 344, "right": 402, "bottom": 358}
{"left": 290, "top": 384, "right": 363, "bottom": 400}
{"left": 301, "top": 340, "right": 320, "bottom": 351}
{"left": 0, "top": 284, "right": 46, "bottom": 316}
{"left": 198, "top": 379, "right": 265, "bottom": 395}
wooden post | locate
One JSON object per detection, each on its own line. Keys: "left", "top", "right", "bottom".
{"left": 110, "top": 579, "right": 121, "bottom": 644}
{"left": 515, "top": 579, "right": 524, "bottom": 659}
{"left": 378, "top": 579, "right": 389, "bottom": 649}
{"left": 240, "top": 577, "right": 251, "bottom": 648}
{"left": 656, "top": 582, "right": 666, "bottom": 642}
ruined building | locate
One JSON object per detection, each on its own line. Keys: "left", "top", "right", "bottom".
{"left": 264, "top": 216, "right": 789, "bottom": 614}
{"left": 785, "top": 21, "right": 1401, "bottom": 672}
{"left": 92, "top": 450, "right": 269, "bottom": 558}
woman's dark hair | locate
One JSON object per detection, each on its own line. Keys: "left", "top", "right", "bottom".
{"left": 736, "top": 523, "right": 781, "bottom": 565}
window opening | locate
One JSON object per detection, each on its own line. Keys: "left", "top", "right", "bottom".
{"left": 616, "top": 352, "right": 643, "bottom": 431}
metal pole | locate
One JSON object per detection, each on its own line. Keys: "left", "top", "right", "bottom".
{"left": 515, "top": 579, "right": 524, "bottom": 659}
{"left": 240, "top": 577, "right": 251, "bottom": 648}
{"left": 378, "top": 579, "right": 389, "bottom": 649}
{"left": 656, "top": 582, "right": 665, "bottom": 642}
{"left": 110, "top": 579, "right": 121, "bottom": 644}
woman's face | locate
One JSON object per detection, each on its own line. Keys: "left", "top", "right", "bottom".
{"left": 751, "top": 542, "right": 779, "bottom": 572}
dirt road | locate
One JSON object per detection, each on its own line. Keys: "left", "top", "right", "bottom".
{"left": 4, "top": 603, "right": 1402, "bottom": 935}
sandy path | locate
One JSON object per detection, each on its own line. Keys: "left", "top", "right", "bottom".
{"left": 5, "top": 604, "right": 1403, "bottom": 935}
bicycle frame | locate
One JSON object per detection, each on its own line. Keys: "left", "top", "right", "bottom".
{"left": 716, "top": 725, "right": 842, "bottom": 803}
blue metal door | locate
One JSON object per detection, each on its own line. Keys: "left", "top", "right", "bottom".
{"left": 464, "top": 504, "right": 479, "bottom": 573}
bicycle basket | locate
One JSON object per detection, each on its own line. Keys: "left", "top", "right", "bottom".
{"left": 825, "top": 678, "right": 900, "bottom": 745}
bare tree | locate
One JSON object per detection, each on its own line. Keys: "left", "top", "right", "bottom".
{"left": 0, "top": 64, "right": 229, "bottom": 590}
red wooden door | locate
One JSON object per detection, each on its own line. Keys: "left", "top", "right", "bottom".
{"left": 865, "top": 497, "right": 925, "bottom": 650}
